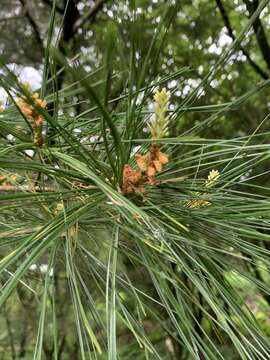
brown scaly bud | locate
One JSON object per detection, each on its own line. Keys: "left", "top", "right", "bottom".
{"left": 121, "top": 164, "right": 145, "bottom": 195}
{"left": 145, "top": 144, "right": 169, "bottom": 184}
{"left": 121, "top": 88, "right": 170, "bottom": 195}
{"left": 135, "top": 153, "right": 150, "bottom": 172}
{"left": 149, "top": 144, "right": 168, "bottom": 171}
{"left": 0, "top": 174, "right": 18, "bottom": 186}
{"left": 121, "top": 145, "right": 169, "bottom": 194}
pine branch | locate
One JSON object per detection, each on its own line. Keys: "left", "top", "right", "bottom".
{"left": 216, "top": 0, "right": 268, "bottom": 79}
{"left": 73, "top": 0, "right": 107, "bottom": 33}
{"left": 243, "top": 0, "right": 270, "bottom": 72}
{"left": 41, "top": 0, "right": 65, "bottom": 14}
{"left": 0, "top": 185, "right": 56, "bottom": 192}
{"left": 19, "top": 0, "right": 44, "bottom": 54}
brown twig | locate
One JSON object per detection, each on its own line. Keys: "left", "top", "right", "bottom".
{"left": 73, "top": 0, "right": 107, "bottom": 33}
{"left": 215, "top": 0, "right": 268, "bottom": 79}
{"left": 0, "top": 184, "right": 97, "bottom": 192}
{"left": 41, "top": 0, "right": 65, "bottom": 14}
{"left": 19, "top": 0, "right": 44, "bottom": 54}
{"left": 0, "top": 185, "right": 57, "bottom": 192}
{"left": 3, "top": 305, "right": 16, "bottom": 360}
{"left": 243, "top": 0, "right": 270, "bottom": 72}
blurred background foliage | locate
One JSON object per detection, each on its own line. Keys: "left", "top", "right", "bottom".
{"left": 1, "top": 0, "right": 270, "bottom": 136}
{"left": 1, "top": 0, "right": 270, "bottom": 359}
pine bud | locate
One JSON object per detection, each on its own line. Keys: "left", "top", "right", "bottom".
{"left": 148, "top": 88, "right": 170, "bottom": 140}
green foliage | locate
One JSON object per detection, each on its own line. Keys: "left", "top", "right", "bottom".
{"left": 1, "top": 1, "right": 270, "bottom": 359}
